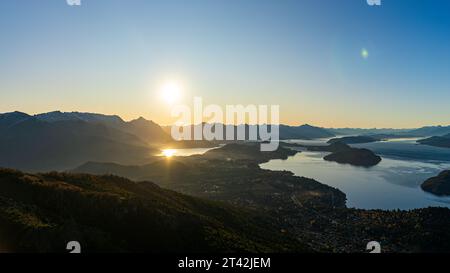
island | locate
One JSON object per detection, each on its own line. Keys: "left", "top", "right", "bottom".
{"left": 323, "top": 148, "right": 382, "bottom": 167}
{"left": 327, "top": 136, "right": 380, "bottom": 145}
{"left": 328, "top": 134, "right": 419, "bottom": 145}
{"left": 306, "top": 142, "right": 382, "bottom": 167}
{"left": 421, "top": 170, "right": 450, "bottom": 196}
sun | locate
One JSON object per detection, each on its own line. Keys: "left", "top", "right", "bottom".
{"left": 160, "top": 82, "right": 182, "bottom": 104}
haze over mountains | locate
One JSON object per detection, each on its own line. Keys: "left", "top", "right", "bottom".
{"left": 407, "top": 126, "right": 450, "bottom": 137}
{"left": 0, "top": 110, "right": 449, "bottom": 171}
{"left": 329, "top": 126, "right": 450, "bottom": 137}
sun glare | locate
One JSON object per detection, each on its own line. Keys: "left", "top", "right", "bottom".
{"left": 162, "top": 149, "right": 176, "bottom": 157}
{"left": 160, "top": 82, "right": 182, "bottom": 104}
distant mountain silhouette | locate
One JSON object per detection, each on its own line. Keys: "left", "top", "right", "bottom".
{"left": 0, "top": 111, "right": 31, "bottom": 131}
{"left": 125, "top": 117, "right": 172, "bottom": 144}
{"left": 279, "top": 124, "right": 334, "bottom": 139}
{"left": 35, "top": 111, "right": 124, "bottom": 125}
{"left": 327, "top": 127, "right": 410, "bottom": 136}
{"left": 34, "top": 111, "right": 171, "bottom": 144}
{"left": 163, "top": 123, "right": 334, "bottom": 140}
{"left": 407, "top": 126, "right": 450, "bottom": 137}
{"left": 329, "top": 126, "right": 450, "bottom": 138}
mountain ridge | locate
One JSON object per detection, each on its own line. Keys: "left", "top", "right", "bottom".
{"left": 0, "top": 111, "right": 169, "bottom": 171}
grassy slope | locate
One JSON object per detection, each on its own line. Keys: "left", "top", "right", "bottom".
{"left": 0, "top": 168, "right": 307, "bottom": 253}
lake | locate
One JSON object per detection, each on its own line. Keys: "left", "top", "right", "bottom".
{"left": 260, "top": 138, "right": 450, "bottom": 210}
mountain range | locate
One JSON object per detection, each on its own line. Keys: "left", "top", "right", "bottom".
{"left": 329, "top": 126, "right": 450, "bottom": 137}
{"left": 0, "top": 111, "right": 337, "bottom": 171}
{"left": 0, "top": 111, "right": 170, "bottom": 171}
{"left": 162, "top": 123, "right": 335, "bottom": 140}
{"left": 407, "top": 126, "right": 450, "bottom": 137}
{"left": 1, "top": 110, "right": 449, "bottom": 171}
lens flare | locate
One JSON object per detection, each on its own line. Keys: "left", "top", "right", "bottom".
{"left": 361, "top": 48, "right": 369, "bottom": 59}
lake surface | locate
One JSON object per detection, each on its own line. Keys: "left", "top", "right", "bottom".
{"left": 261, "top": 138, "right": 450, "bottom": 210}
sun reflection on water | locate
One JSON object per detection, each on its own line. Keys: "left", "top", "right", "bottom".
{"left": 161, "top": 149, "right": 176, "bottom": 157}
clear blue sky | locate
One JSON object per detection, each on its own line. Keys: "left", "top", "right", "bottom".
{"left": 1, "top": 0, "right": 449, "bottom": 128}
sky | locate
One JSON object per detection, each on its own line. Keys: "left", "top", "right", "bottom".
{"left": 0, "top": 0, "right": 449, "bottom": 128}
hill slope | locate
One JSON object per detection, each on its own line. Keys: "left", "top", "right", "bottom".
{"left": 0, "top": 168, "right": 306, "bottom": 253}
